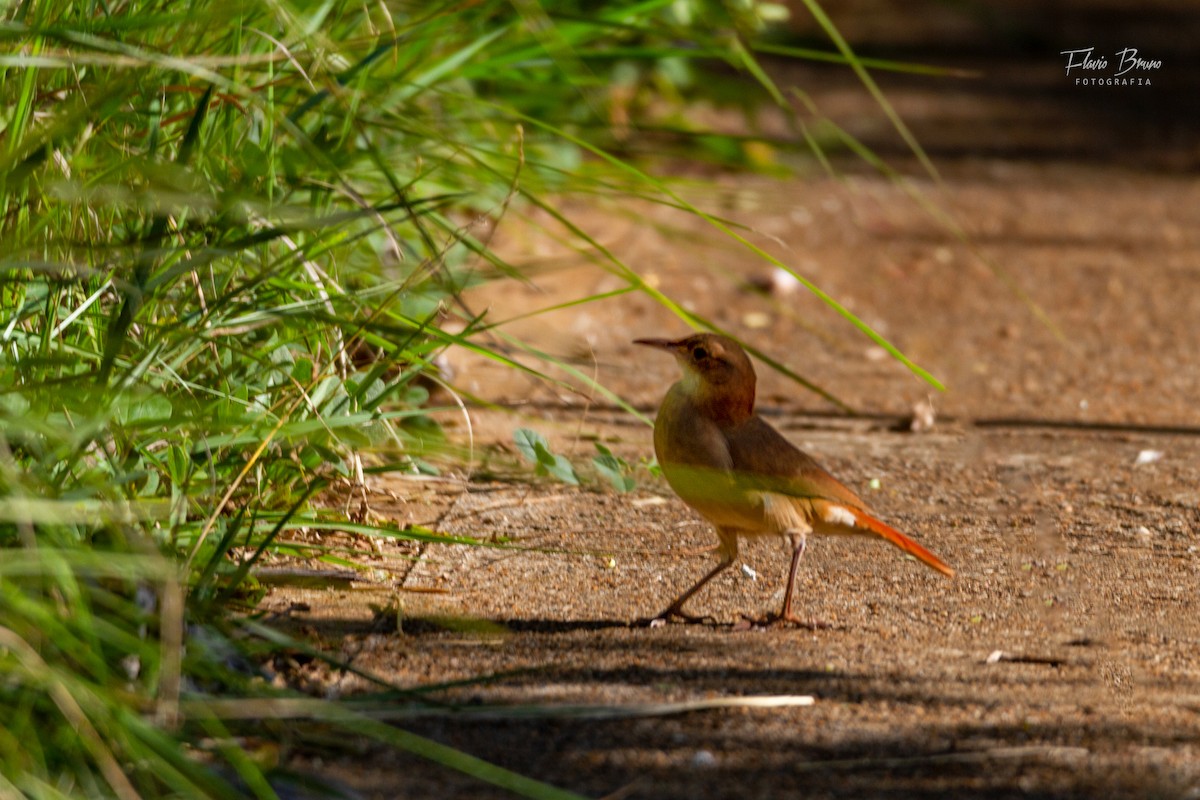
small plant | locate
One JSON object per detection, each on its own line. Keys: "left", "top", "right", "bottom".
{"left": 513, "top": 428, "right": 580, "bottom": 486}
{"left": 592, "top": 442, "right": 637, "bottom": 493}
{"left": 513, "top": 430, "right": 640, "bottom": 493}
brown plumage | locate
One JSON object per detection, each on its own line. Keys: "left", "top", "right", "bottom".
{"left": 634, "top": 333, "right": 953, "bottom": 624}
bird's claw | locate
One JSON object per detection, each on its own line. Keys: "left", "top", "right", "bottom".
{"left": 640, "top": 608, "right": 716, "bottom": 627}
{"left": 734, "top": 612, "right": 834, "bottom": 630}
{"left": 771, "top": 612, "right": 835, "bottom": 630}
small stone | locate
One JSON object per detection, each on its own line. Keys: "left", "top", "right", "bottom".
{"left": 909, "top": 397, "right": 936, "bottom": 433}
{"left": 742, "top": 311, "right": 771, "bottom": 329}
{"left": 864, "top": 346, "right": 889, "bottom": 361}
{"left": 1134, "top": 450, "right": 1163, "bottom": 466}
{"left": 768, "top": 267, "right": 801, "bottom": 295}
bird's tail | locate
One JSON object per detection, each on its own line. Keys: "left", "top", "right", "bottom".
{"left": 848, "top": 507, "right": 955, "bottom": 577}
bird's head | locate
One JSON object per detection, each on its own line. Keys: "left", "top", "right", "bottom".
{"left": 634, "top": 333, "right": 756, "bottom": 423}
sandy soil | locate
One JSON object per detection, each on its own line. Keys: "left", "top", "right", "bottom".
{"left": 264, "top": 11, "right": 1200, "bottom": 799}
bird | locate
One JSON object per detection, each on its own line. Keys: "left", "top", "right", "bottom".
{"left": 634, "top": 333, "right": 953, "bottom": 625}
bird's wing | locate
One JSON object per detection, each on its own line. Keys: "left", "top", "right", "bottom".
{"left": 728, "top": 416, "right": 954, "bottom": 577}
{"left": 724, "top": 416, "right": 868, "bottom": 510}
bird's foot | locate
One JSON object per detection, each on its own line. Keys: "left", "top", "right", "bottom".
{"left": 772, "top": 611, "right": 835, "bottom": 630}
{"left": 780, "top": 613, "right": 834, "bottom": 630}
{"left": 640, "top": 607, "right": 715, "bottom": 627}
{"left": 734, "top": 612, "right": 834, "bottom": 631}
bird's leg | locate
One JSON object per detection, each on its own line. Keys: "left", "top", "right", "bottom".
{"left": 655, "top": 558, "right": 733, "bottom": 623}
{"left": 765, "top": 530, "right": 832, "bottom": 629}
{"left": 778, "top": 531, "right": 808, "bottom": 624}
{"left": 649, "top": 529, "right": 738, "bottom": 625}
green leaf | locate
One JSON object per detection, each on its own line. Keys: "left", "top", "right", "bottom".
{"left": 534, "top": 441, "right": 579, "bottom": 486}
{"left": 112, "top": 392, "right": 174, "bottom": 425}
{"left": 592, "top": 443, "right": 635, "bottom": 492}
{"left": 513, "top": 427, "right": 548, "bottom": 464}
{"left": 0, "top": 392, "right": 30, "bottom": 416}
{"left": 514, "top": 428, "right": 579, "bottom": 485}
{"left": 291, "top": 358, "right": 314, "bottom": 384}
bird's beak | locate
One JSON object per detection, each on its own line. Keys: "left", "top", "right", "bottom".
{"left": 633, "top": 338, "right": 682, "bottom": 353}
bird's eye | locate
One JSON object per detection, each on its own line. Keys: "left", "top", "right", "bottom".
{"left": 692, "top": 346, "right": 708, "bottom": 360}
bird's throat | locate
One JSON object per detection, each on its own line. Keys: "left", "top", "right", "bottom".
{"left": 677, "top": 370, "right": 755, "bottom": 426}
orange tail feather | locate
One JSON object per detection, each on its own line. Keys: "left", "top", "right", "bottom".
{"left": 853, "top": 509, "right": 955, "bottom": 577}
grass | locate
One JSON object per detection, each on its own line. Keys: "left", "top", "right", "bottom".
{"left": 0, "top": 0, "right": 952, "bottom": 796}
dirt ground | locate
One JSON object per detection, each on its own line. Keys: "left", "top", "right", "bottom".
{"left": 268, "top": 10, "right": 1200, "bottom": 799}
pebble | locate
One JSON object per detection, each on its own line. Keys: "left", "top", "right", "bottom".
{"left": 742, "top": 311, "right": 771, "bottom": 329}
{"left": 1134, "top": 450, "right": 1164, "bottom": 466}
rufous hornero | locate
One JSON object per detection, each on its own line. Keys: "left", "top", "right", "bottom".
{"left": 634, "top": 333, "right": 954, "bottom": 625}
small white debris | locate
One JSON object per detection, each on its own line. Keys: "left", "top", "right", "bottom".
{"left": 649, "top": 618, "right": 667, "bottom": 629}
{"left": 748, "top": 268, "right": 803, "bottom": 298}
{"left": 1135, "top": 526, "right": 1152, "bottom": 538}
{"left": 741, "top": 564, "right": 758, "bottom": 581}
{"left": 691, "top": 750, "right": 718, "bottom": 768}
{"left": 631, "top": 496, "right": 669, "bottom": 508}
{"left": 1134, "top": 450, "right": 1163, "bottom": 466}
{"left": 742, "top": 311, "right": 771, "bottom": 329}
{"left": 768, "top": 266, "right": 801, "bottom": 295}
{"left": 986, "top": 650, "right": 1005, "bottom": 664}
{"left": 868, "top": 478, "right": 881, "bottom": 490}
{"left": 909, "top": 397, "right": 936, "bottom": 433}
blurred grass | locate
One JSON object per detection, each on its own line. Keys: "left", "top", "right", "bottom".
{"left": 0, "top": 0, "right": 950, "bottom": 796}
